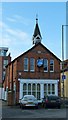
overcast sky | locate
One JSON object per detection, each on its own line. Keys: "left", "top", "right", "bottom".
{"left": 0, "top": 2, "right": 66, "bottom": 60}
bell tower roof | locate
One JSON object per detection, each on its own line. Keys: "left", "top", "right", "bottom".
{"left": 32, "top": 16, "right": 42, "bottom": 45}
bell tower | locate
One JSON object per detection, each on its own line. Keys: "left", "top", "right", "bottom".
{"left": 32, "top": 15, "right": 42, "bottom": 45}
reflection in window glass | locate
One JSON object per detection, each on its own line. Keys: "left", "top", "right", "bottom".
{"left": 44, "top": 59, "right": 48, "bottom": 72}
{"left": 23, "top": 83, "right": 27, "bottom": 90}
{"left": 28, "top": 84, "right": 31, "bottom": 95}
{"left": 50, "top": 59, "right": 54, "bottom": 72}
{"left": 48, "top": 84, "right": 50, "bottom": 94}
{"left": 23, "top": 83, "right": 27, "bottom": 96}
{"left": 32, "top": 84, "right": 36, "bottom": 97}
{"left": 24, "top": 58, "right": 28, "bottom": 71}
{"left": 37, "top": 84, "right": 40, "bottom": 100}
{"left": 44, "top": 84, "right": 47, "bottom": 96}
{"left": 30, "top": 58, "right": 35, "bottom": 71}
{"left": 52, "top": 84, "right": 55, "bottom": 94}
{"left": 37, "top": 84, "right": 40, "bottom": 91}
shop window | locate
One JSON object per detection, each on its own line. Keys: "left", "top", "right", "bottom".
{"left": 44, "top": 59, "right": 48, "bottom": 72}
{"left": 52, "top": 84, "right": 55, "bottom": 94}
{"left": 28, "top": 83, "right": 31, "bottom": 95}
{"left": 44, "top": 84, "right": 47, "bottom": 96}
{"left": 23, "top": 83, "right": 27, "bottom": 96}
{"left": 30, "top": 58, "right": 35, "bottom": 72}
{"left": 24, "top": 58, "right": 28, "bottom": 71}
{"left": 37, "top": 84, "right": 40, "bottom": 100}
{"left": 32, "top": 84, "right": 36, "bottom": 97}
{"left": 48, "top": 84, "right": 51, "bottom": 94}
{"left": 50, "top": 59, "right": 54, "bottom": 72}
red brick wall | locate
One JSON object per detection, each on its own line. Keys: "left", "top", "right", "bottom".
{"left": 5, "top": 44, "right": 61, "bottom": 103}
{"left": 17, "top": 44, "right": 60, "bottom": 80}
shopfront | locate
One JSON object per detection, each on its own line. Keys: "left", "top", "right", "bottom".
{"left": 18, "top": 79, "right": 59, "bottom": 101}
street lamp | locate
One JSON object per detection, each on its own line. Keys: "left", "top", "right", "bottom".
{"left": 62, "top": 25, "right": 68, "bottom": 98}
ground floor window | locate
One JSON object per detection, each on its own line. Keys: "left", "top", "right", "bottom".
{"left": 37, "top": 84, "right": 40, "bottom": 100}
{"left": 19, "top": 79, "right": 58, "bottom": 101}
{"left": 22, "top": 83, "right": 41, "bottom": 100}
{"left": 44, "top": 84, "right": 55, "bottom": 96}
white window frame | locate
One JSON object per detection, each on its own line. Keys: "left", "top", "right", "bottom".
{"left": 30, "top": 58, "right": 35, "bottom": 72}
{"left": 50, "top": 59, "right": 54, "bottom": 72}
{"left": 44, "top": 59, "right": 48, "bottom": 72}
{"left": 3, "top": 60, "right": 8, "bottom": 69}
{"left": 24, "top": 58, "right": 28, "bottom": 71}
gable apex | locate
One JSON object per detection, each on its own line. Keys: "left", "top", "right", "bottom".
{"left": 7, "top": 42, "right": 61, "bottom": 67}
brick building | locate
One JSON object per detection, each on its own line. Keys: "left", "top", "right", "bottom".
{"left": 0, "top": 47, "right": 11, "bottom": 99}
{"left": 3, "top": 18, "right": 61, "bottom": 104}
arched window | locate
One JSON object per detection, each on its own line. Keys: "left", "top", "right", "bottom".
{"left": 44, "top": 59, "right": 48, "bottom": 72}
{"left": 48, "top": 84, "right": 50, "bottom": 94}
{"left": 32, "top": 84, "right": 36, "bottom": 97}
{"left": 37, "top": 84, "right": 40, "bottom": 100}
{"left": 23, "top": 83, "right": 27, "bottom": 96}
{"left": 24, "top": 58, "right": 28, "bottom": 71}
{"left": 30, "top": 58, "right": 35, "bottom": 72}
{"left": 28, "top": 83, "right": 31, "bottom": 95}
{"left": 44, "top": 84, "right": 47, "bottom": 96}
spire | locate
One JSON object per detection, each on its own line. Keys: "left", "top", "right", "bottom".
{"left": 36, "top": 14, "right": 38, "bottom": 24}
{"left": 32, "top": 15, "right": 42, "bottom": 45}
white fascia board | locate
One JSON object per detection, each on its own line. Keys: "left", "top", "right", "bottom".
{"left": 18, "top": 79, "right": 59, "bottom": 84}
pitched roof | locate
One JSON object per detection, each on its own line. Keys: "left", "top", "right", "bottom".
{"left": 32, "top": 18, "right": 42, "bottom": 41}
{"left": 33, "top": 22, "right": 42, "bottom": 38}
{"left": 6, "top": 42, "right": 61, "bottom": 67}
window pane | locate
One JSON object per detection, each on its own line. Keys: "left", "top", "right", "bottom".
{"left": 44, "top": 84, "right": 47, "bottom": 91}
{"left": 44, "top": 84, "right": 47, "bottom": 96}
{"left": 3, "top": 60, "right": 8, "bottom": 69}
{"left": 50, "top": 59, "right": 54, "bottom": 72}
{"left": 23, "top": 83, "right": 27, "bottom": 90}
{"left": 30, "top": 58, "right": 35, "bottom": 71}
{"left": 48, "top": 84, "right": 50, "bottom": 94}
{"left": 28, "top": 84, "right": 31, "bottom": 91}
{"left": 24, "top": 58, "right": 28, "bottom": 71}
{"left": 44, "top": 59, "right": 48, "bottom": 72}
{"left": 32, "top": 84, "right": 36, "bottom": 91}
{"left": 52, "top": 84, "right": 55, "bottom": 94}
{"left": 37, "top": 92, "right": 40, "bottom": 100}
{"left": 37, "top": 84, "right": 40, "bottom": 91}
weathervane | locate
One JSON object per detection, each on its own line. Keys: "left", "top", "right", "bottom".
{"left": 36, "top": 14, "right": 38, "bottom": 24}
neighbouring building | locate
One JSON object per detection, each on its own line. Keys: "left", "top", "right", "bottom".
{"left": 60, "top": 59, "right": 68, "bottom": 98}
{"left": 0, "top": 47, "right": 11, "bottom": 99}
{"left": 3, "top": 18, "right": 61, "bottom": 104}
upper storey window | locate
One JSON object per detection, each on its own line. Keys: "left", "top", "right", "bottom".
{"left": 30, "top": 58, "right": 35, "bottom": 72}
{"left": 24, "top": 58, "right": 28, "bottom": 71}
{"left": 3, "top": 60, "right": 8, "bottom": 69}
{"left": 50, "top": 59, "right": 54, "bottom": 72}
{"left": 44, "top": 59, "right": 48, "bottom": 72}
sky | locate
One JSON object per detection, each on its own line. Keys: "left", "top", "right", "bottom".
{"left": 0, "top": 2, "right": 66, "bottom": 61}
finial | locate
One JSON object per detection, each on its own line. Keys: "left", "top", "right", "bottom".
{"left": 36, "top": 14, "right": 38, "bottom": 24}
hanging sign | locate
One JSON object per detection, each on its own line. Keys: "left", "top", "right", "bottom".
{"left": 37, "top": 59, "right": 43, "bottom": 67}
